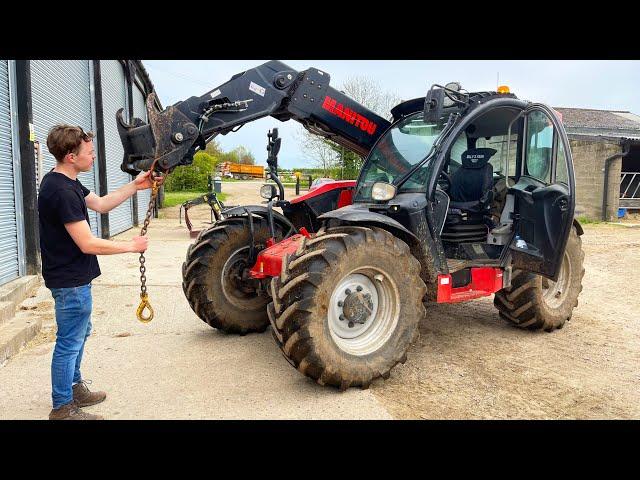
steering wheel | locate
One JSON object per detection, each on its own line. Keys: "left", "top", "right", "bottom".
{"left": 438, "top": 170, "right": 452, "bottom": 191}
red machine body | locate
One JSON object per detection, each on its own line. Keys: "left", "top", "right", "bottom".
{"left": 436, "top": 267, "right": 504, "bottom": 303}
{"left": 289, "top": 180, "right": 356, "bottom": 208}
{"left": 249, "top": 229, "right": 312, "bottom": 279}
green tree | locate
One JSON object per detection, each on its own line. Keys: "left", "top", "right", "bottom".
{"left": 234, "top": 146, "right": 256, "bottom": 165}
{"left": 327, "top": 142, "right": 363, "bottom": 180}
{"left": 165, "top": 151, "right": 216, "bottom": 191}
{"left": 219, "top": 150, "right": 239, "bottom": 164}
{"left": 205, "top": 139, "right": 224, "bottom": 157}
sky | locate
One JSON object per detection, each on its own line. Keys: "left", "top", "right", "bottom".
{"left": 142, "top": 60, "right": 640, "bottom": 170}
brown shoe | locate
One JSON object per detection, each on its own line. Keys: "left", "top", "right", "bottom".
{"left": 73, "top": 380, "right": 107, "bottom": 407}
{"left": 49, "top": 402, "right": 104, "bottom": 420}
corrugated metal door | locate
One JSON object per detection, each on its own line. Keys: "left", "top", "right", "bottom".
{"left": 132, "top": 81, "right": 150, "bottom": 224}
{"left": 0, "top": 61, "right": 20, "bottom": 285}
{"left": 101, "top": 60, "right": 133, "bottom": 236}
{"left": 31, "top": 60, "right": 100, "bottom": 236}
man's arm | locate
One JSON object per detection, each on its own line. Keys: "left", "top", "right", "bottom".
{"left": 85, "top": 171, "right": 164, "bottom": 214}
{"left": 64, "top": 219, "right": 148, "bottom": 255}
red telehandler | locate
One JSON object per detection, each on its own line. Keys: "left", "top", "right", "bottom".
{"left": 118, "top": 61, "right": 584, "bottom": 390}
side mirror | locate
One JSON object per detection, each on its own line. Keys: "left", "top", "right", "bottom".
{"left": 424, "top": 86, "right": 445, "bottom": 124}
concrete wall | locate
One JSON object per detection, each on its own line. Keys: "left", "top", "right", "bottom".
{"left": 569, "top": 139, "right": 621, "bottom": 220}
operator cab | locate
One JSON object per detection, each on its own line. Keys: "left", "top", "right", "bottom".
{"left": 437, "top": 100, "right": 574, "bottom": 282}
{"left": 352, "top": 89, "right": 575, "bottom": 284}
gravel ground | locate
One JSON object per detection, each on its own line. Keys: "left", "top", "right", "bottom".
{"left": 170, "top": 182, "right": 640, "bottom": 419}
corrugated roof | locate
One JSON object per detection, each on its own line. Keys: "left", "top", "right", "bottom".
{"left": 131, "top": 60, "right": 162, "bottom": 110}
{"left": 554, "top": 107, "right": 640, "bottom": 131}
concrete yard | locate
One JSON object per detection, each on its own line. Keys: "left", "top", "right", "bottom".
{"left": 1, "top": 181, "right": 638, "bottom": 419}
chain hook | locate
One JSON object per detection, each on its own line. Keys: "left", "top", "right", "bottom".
{"left": 136, "top": 292, "right": 154, "bottom": 323}
{"left": 135, "top": 163, "right": 162, "bottom": 323}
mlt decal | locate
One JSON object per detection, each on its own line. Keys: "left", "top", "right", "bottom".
{"left": 322, "top": 96, "right": 378, "bottom": 135}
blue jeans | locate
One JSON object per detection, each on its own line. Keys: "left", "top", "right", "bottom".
{"left": 49, "top": 284, "right": 93, "bottom": 409}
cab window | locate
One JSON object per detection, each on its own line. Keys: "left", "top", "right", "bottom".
{"left": 476, "top": 134, "right": 518, "bottom": 177}
{"left": 524, "top": 111, "right": 554, "bottom": 183}
{"left": 556, "top": 140, "right": 569, "bottom": 186}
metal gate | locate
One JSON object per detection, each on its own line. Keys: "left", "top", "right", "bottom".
{"left": 0, "top": 60, "right": 25, "bottom": 286}
{"left": 101, "top": 60, "right": 133, "bottom": 236}
{"left": 620, "top": 171, "right": 640, "bottom": 209}
{"left": 31, "top": 60, "right": 100, "bottom": 236}
{"left": 132, "top": 80, "right": 151, "bottom": 224}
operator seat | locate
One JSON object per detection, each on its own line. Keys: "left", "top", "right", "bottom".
{"left": 442, "top": 147, "right": 497, "bottom": 245}
{"left": 449, "top": 147, "right": 496, "bottom": 211}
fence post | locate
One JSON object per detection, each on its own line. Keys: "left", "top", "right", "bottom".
{"left": 296, "top": 175, "right": 300, "bottom": 195}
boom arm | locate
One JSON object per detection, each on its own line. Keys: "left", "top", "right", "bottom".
{"left": 118, "top": 60, "right": 391, "bottom": 175}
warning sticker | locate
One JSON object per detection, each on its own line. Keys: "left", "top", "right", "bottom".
{"left": 249, "top": 81, "right": 266, "bottom": 97}
{"left": 210, "top": 89, "right": 221, "bottom": 99}
{"left": 29, "top": 123, "right": 35, "bottom": 142}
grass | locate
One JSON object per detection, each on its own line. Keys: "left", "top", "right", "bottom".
{"left": 162, "top": 190, "right": 228, "bottom": 208}
{"left": 577, "top": 216, "right": 601, "bottom": 225}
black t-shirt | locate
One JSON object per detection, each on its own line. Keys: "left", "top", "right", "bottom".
{"left": 38, "top": 171, "right": 101, "bottom": 288}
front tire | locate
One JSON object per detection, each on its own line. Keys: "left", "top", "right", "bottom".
{"left": 269, "top": 226, "right": 426, "bottom": 390}
{"left": 182, "top": 217, "right": 281, "bottom": 334}
{"left": 494, "top": 226, "right": 585, "bottom": 331}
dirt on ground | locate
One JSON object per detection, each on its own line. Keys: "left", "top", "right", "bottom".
{"left": 370, "top": 223, "right": 640, "bottom": 419}
{"left": 166, "top": 182, "right": 640, "bottom": 418}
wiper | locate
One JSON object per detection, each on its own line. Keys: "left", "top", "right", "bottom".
{"left": 393, "top": 112, "right": 460, "bottom": 189}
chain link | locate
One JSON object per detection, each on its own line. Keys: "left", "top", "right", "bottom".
{"left": 136, "top": 178, "right": 160, "bottom": 323}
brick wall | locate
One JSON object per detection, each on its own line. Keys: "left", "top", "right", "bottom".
{"left": 569, "top": 140, "right": 622, "bottom": 220}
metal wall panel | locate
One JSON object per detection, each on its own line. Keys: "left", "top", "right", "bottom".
{"left": 132, "top": 81, "right": 150, "bottom": 224}
{"left": 30, "top": 60, "right": 100, "bottom": 236}
{"left": 100, "top": 60, "right": 133, "bottom": 236}
{"left": 0, "top": 60, "right": 19, "bottom": 285}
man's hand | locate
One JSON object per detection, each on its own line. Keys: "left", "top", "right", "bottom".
{"left": 129, "top": 235, "right": 149, "bottom": 253}
{"left": 134, "top": 170, "right": 165, "bottom": 191}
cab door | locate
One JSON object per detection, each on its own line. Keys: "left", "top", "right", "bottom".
{"left": 509, "top": 105, "right": 575, "bottom": 280}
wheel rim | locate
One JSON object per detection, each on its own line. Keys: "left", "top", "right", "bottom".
{"left": 541, "top": 251, "right": 572, "bottom": 309}
{"left": 328, "top": 268, "right": 400, "bottom": 356}
{"left": 221, "top": 247, "right": 264, "bottom": 309}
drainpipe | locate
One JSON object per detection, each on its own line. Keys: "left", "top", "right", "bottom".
{"left": 602, "top": 140, "right": 631, "bottom": 221}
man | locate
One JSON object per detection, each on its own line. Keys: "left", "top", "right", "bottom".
{"left": 39, "top": 124, "right": 163, "bottom": 420}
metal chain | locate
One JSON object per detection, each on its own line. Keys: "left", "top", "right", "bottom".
{"left": 136, "top": 178, "right": 160, "bottom": 323}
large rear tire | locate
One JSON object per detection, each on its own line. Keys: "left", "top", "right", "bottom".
{"left": 182, "top": 217, "right": 281, "bottom": 334}
{"left": 494, "top": 226, "right": 585, "bottom": 331}
{"left": 269, "top": 226, "right": 426, "bottom": 390}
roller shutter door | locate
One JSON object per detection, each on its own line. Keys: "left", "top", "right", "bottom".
{"left": 0, "top": 60, "right": 22, "bottom": 285}
{"left": 31, "top": 60, "right": 100, "bottom": 236}
{"left": 101, "top": 60, "right": 133, "bottom": 236}
{"left": 132, "top": 82, "right": 151, "bottom": 224}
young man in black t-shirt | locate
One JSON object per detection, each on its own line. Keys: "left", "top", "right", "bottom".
{"left": 39, "top": 124, "right": 163, "bottom": 420}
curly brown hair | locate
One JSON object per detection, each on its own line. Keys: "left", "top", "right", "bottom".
{"left": 46, "top": 124, "right": 94, "bottom": 162}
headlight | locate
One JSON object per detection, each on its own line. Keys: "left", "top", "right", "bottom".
{"left": 260, "top": 184, "right": 277, "bottom": 200}
{"left": 371, "top": 182, "right": 397, "bottom": 201}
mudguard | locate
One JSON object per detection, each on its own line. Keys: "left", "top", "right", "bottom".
{"left": 573, "top": 218, "right": 584, "bottom": 236}
{"left": 318, "top": 205, "right": 419, "bottom": 244}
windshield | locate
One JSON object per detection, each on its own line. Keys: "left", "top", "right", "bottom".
{"left": 354, "top": 112, "right": 447, "bottom": 201}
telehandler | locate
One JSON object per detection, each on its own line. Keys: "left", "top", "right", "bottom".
{"left": 118, "top": 61, "right": 584, "bottom": 390}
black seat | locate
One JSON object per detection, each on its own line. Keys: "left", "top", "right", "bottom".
{"left": 449, "top": 147, "right": 496, "bottom": 212}
{"left": 442, "top": 148, "right": 497, "bottom": 246}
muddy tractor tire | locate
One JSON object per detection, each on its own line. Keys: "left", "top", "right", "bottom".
{"left": 269, "top": 226, "right": 426, "bottom": 390}
{"left": 494, "top": 226, "right": 585, "bottom": 332}
{"left": 182, "top": 216, "right": 281, "bottom": 335}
